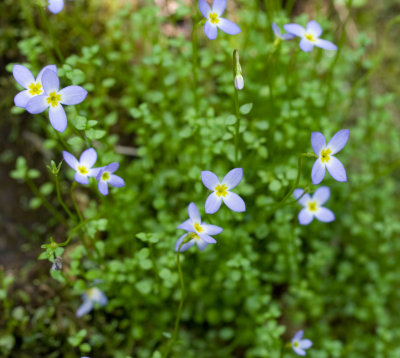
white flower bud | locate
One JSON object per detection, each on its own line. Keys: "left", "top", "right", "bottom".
{"left": 234, "top": 74, "right": 244, "bottom": 90}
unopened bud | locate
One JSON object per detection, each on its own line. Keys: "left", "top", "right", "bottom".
{"left": 233, "top": 49, "right": 244, "bottom": 90}
{"left": 51, "top": 257, "right": 63, "bottom": 271}
{"left": 234, "top": 74, "right": 244, "bottom": 90}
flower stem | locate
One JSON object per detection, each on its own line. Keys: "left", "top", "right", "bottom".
{"left": 234, "top": 88, "right": 241, "bottom": 165}
{"left": 191, "top": 20, "right": 199, "bottom": 115}
{"left": 54, "top": 174, "right": 75, "bottom": 220}
{"left": 70, "top": 181, "right": 84, "bottom": 223}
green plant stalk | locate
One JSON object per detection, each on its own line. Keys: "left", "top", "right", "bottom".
{"left": 54, "top": 174, "right": 75, "bottom": 220}
{"left": 234, "top": 88, "right": 241, "bottom": 164}
{"left": 191, "top": 20, "right": 199, "bottom": 115}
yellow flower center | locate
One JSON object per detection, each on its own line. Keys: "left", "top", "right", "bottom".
{"left": 78, "top": 165, "right": 89, "bottom": 175}
{"left": 28, "top": 82, "right": 43, "bottom": 96}
{"left": 46, "top": 91, "right": 61, "bottom": 107}
{"left": 194, "top": 222, "right": 203, "bottom": 232}
{"left": 188, "top": 232, "right": 200, "bottom": 240}
{"left": 209, "top": 12, "right": 219, "bottom": 25}
{"left": 101, "top": 171, "right": 110, "bottom": 181}
{"left": 320, "top": 148, "right": 331, "bottom": 164}
{"left": 293, "top": 340, "right": 300, "bottom": 348}
{"left": 305, "top": 33, "right": 316, "bottom": 42}
{"left": 215, "top": 184, "right": 228, "bottom": 197}
{"left": 308, "top": 201, "right": 318, "bottom": 212}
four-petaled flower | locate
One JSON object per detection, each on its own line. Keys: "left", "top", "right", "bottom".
{"left": 199, "top": 0, "right": 241, "bottom": 40}
{"left": 294, "top": 186, "right": 335, "bottom": 225}
{"left": 13, "top": 64, "right": 57, "bottom": 109}
{"left": 76, "top": 287, "right": 108, "bottom": 317}
{"left": 291, "top": 330, "right": 313, "bottom": 356}
{"left": 284, "top": 20, "right": 337, "bottom": 52}
{"left": 96, "top": 162, "right": 125, "bottom": 196}
{"left": 63, "top": 148, "right": 100, "bottom": 185}
{"left": 272, "top": 22, "right": 294, "bottom": 40}
{"left": 201, "top": 168, "right": 245, "bottom": 214}
{"left": 26, "top": 69, "right": 87, "bottom": 132}
{"left": 48, "top": 0, "right": 64, "bottom": 14}
{"left": 176, "top": 202, "right": 223, "bottom": 252}
{"left": 311, "top": 129, "right": 349, "bottom": 185}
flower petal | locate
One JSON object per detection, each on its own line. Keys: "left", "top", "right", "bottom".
{"left": 89, "top": 167, "right": 102, "bottom": 178}
{"left": 26, "top": 95, "right": 48, "bottom": 114}
{"left": 79, "top": 148, "right": 97, "bottom": 168}
{"left": 59, "top": 85, "right": 88, "bottom": 105}
{"left": 293, "top": 189, "right": 310, "bottom": 207}
{"left": 14, "top": 90, "right": 32, "bottom": 108}
{"left": 300, "top": 339, "right": 313, "bottom": 349}
{"left": 311, "top": 132, "right": 326, "bottom": 155}
{"left": 175, "top": 234, "right": 195, "bottom": 252}
{"left": 222, "top": 168, "right": 243, "bottom": 189}
{"left": 76, "top": 299, "right": 93, "bottom": 317}
{"left": 293, "top": 330, "right": 304, "bottom": 341}
{"left": 198, "top": 0, "right": 211, "bottom": 18}
{"left": 204, "top": 21, "right": 218, "bottom": 40}
{"left": 205, "top": 193, "right": 222, "bottom": 214}
{"left": 201, "top": 170, "right": 220, "bottom": 190}
{"left": 306, "top": 20, "right": 322, "bottom": 37}
{"left": 188, "top": 202, "right": 201, "bottom": 223}
{"left": 326, "top": 156, "right": 347, "bottom": 182}
{"left": 293, "top": 346, "right": 306, "bottom": 356}
{"left": 42, "top": 69, "right": 60, "bottom": 93}
{"left": 222, "top": 192, "right": 246, "bottom": 212}
{"left": 217, "top": 18, "right": 241, "bottom": 35}
{"left": 283, "top": 23, "right": 306, "bottom": 37}
{"left": 74, "top": 172, "right": 89, "bottom": 185}
{"left": 312, "top": 186, "right": 330, "bottom": 205}
{"left": 282, "top": 33, "right": 295, "bottom": 40}
{"left": 272, "top": 23, "right": 281, "bottom": 37}
{"left": 13, "top": 65, "right": 34, "bottom": 88}
{"left": 109, "top": 174, "right": 125, "bottom": 188}
{"left": 104, "top": 162, "right": 119, "bottom": 173}
{"left": 62, "top": 151, "right": 79, "bottom": 170}
{"left": 48, "top": 0, "right": 64, "bottom": 14}
{"left": 196, "top": 239, "right": 209, "bottom": 251}
{"left": 177, "top": 219, "right": 193, "bottom": 232}
{"left": 299, "top": 38, "right": 314, "bottom": 52}
{"left": 298, "top": 208, "right": 314, "bottom": 225}
{"left": 315, "top": 207, "right": 335, "bottom": 222}
{"left": 36, "top": 65, "right": 57, "bottom": 82}
{"left": 311, "top": 159, "right": 326, "bottom": 185}
{"left": 202, "top": 224, "right": 223, "bottom": 235}
{"left": 327, "top": 129, "right": 350, "bottom": 155}
{"left": 198, "top": 233, "right": 216, "bottom": 244}
{"left": 212, "top": 0, "right": 226, "bottom": 16}
{"left": 98, "top": 180, "right": 109, "bottom": 195}
{"left": 49, "top": 105, "right": 67, "bottom": 132}
{"left": 315, "top": 38, "right": 337, "bottom": 51}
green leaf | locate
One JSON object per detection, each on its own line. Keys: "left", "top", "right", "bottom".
{"left": 240, "top": 103, "right": 253, "bottom": 115}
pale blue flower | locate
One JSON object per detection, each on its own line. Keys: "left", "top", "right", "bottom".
{"left": 294, "top": 187, "right": 335, "bottom": 225}
{"left": 176, "top": 202, "right": 223, "bottom": 252}
{"left": 26, "top": 69, "right": 87, "bottom": 132}
{"left": 96, "top": 162, "right": 125, "bottom": 196}
{"left": 48, "top": 0, "right": 64, "bottom": 14}
{"left": 272, "top": 22, "right": 294, "bottom": 40}
{"left": 311, "top": 129, "right": 350, "bottom": 185}
{"left": 201, "top": 168, "right": 245, "bottom": 214}
{"left": 63, "top": 148, "right": 100, "bottom": 185}
{"left": 12, "top": 64, "right": 57, "bottom": 108}
{"left": 284, "top": 20, "right": 337, "bottom": 52}
{"left": 291, "top": 330, "right": 313, "bottom": 356}
{"left": 76, "top": 287, "right": 107, "bottom": 317}
{"left": 199, "top": 0, "right": 241, "bottom": 40}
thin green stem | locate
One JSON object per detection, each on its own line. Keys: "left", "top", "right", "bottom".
{"left": 191, "top": 20, "right": 199, "bottom": 115}
{"left": 234, "top": 88, "right": 241, "bottom": 164}
{"left": 70, "top": 182, "right": 84, "bottom": 223}
{"left": 54, "top": 174, "right": 75, "bottom": 220}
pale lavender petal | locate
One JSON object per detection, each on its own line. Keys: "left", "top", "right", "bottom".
{"left": 59, "top": 86, "right": 88, "bottom": 105}
{"left": 283, "top": 23, "right": 306, "bottom": 37}
{"left": 42, "top": 69, "right": 59, "bottom": 93}
{"left": 49, "top": 105, "right": 67, "bottom": 132}
{"left": 217, "top": 18, "right": 241, "bottom": 35}
{"left": 282, "top": 33, "right": 295, "bottom": 40}
{"left": 76, "top": 300, "right": 93, "bottom": 317}
{"left": 326, "top": 156, "right": 347, "bottom": 182}
{"left": 327, "top": 129, "right": 349, "bottom": 155}
{"left": 13, "top": 65, "right": 34, "bottom": 88}
{"left": 89, "top": 167, "right": 102, "bottom": 178}
{"left": 312, "top": 186, "right": 330, "bottom": 205}
{"left": 298, "top": 208, "right": 313, "bottom": 225}
{"left": 196, "top": 240, "right": 209, "bottom": 251}
{"left": 201, "top": 170, "right": 220, "bottom": 190}
{"left": 202, "top": 224, "right": 223, "bottom": 235}
{"left": 315, "top": 207, "right": 335, "bottom": 222}
{"left": 311, "top": 159, "right": 326, "bottom": 185}
{"left": 311, "top": 132, "right": 326, "bottom": 155}
{"left": 14, "top": 90, "right": 32, "bottom": 108}
{"left": 92, "top": 289, "right": 108, "bottom": 305}
{"left": 36, "top": 65, "right": 57, "bottom": 82}
{"left": 79, "top": 148, "right": 97, "bottom": 168}
{"left": 293, "top": 346, "right": 306, "bottom": 356}
{"left": 212, "top": 0, "right": 226, "bottom": 16}
{"left": 272, "top": 23, "right": 280, "bottom": 37}
{"left": 198, "top": 0, "right": 211, "bottom": 18}
{"left": 62, "top": 150, "right": 79, "bottom": 170}
{"left": 306, "top": 20, "right": 322, "bottom": 37}
{"left": 205, "top": 193, "right": 222, "bottom": 214}
{"left": 198, "top": 233, "right": 217, "bottom": 244}
{"left": 300, "top": 339, "right": 313, "bottom": 349}
{"left": 293, "top": 189, "right": 310, "bottom": 207}
{"left": 26, "top": 95, "right": 48, "bottom": 114}
{"left": 299, "top": 39, "right": 314, "bottom": 52}
{"left": 188, "top": 202, "right": 201, "bottom": 223}
{"left": 74, "top": 172, "right": 89, "bottom": 185}
{"left": 175, "top": 234, "right": 195, "bottom": 252}
{"left": 177, "top": 219, "right": 193, "bottom": 231}
{"left": 104, "top": 162, "right": 119, "bottom": 173}
{"left": 98, "top": 180, "right": 109, "bottom": 195}
{"left": 48, "top": 0, "right": 64, "bottom": 14}
{"left": 315, "top": 39, "right": 337, "bottom": 51}
{"left": 109, "top": 174, "right": 125, "bottom": 188}
{"left": 222, "top": 192, "right": 245, "bottom": 212}
{"left": 222, "top": 168, "right": 243, "bottom": 189}
{"left": 293, "top": 330, "right": 304, "bottom": 341}
{"left": 204, "top": 21, "right": 218, "bottom": 40}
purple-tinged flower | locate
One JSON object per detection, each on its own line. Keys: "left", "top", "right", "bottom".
{"left": 234, "top": 74, "right": 244, "bottom": 90}
{"left": 95, "top": 162, "right": 125, "bottom": 196}
{"left": 272, "top": 22, "right": 294, "bottom": 40}
{"left": 284, "top": 20, "right": 337, "bottom": 52}
{"left": 62, "top": 148, "right": 100, "bottom": 185}
{"left": 311, "top": 129, "right": 349, "bottom": 185}
{"left": 294, "top": 187, "right": 334, "bottom": 225}
{"left": 48, "top": 0, "right": 64, "bottom": 14}
{"left": 199, "top": 0, "right": 241, "bottom": 40}
{"left": 201, "top": 168, "right": 245, "bottom": 214}
{"left": 12, "top": 64, "right": 57, "bottom": 109}
{"left": 291, "top": 330, "right": 313, "bottom": 356}
{"left": 176, "top": 202, "right": 223, "bottom": 252}
{"left": 76, "top": 287, "right": 107, "bottom": 317}
{"left": 26, "top": 69, "right": 87, "bottom": 132}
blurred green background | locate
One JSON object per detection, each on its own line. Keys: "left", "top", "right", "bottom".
{"left": 1, "top": 0, "right": 400, "bottom": 357}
